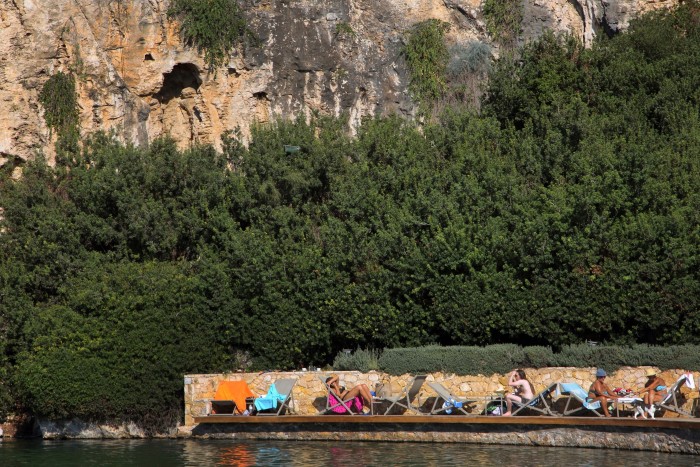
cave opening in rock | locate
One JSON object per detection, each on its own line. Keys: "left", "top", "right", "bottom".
{"left": 154, "top": 63, "right": 202, "bottom": 104}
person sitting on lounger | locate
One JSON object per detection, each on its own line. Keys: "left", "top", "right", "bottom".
{"left": 502, "top": 369, "right": 534, "bottom": 416}
{"left": 637, "top": 369, "right": 667, "bottom": 415}
{"left": 588, "top": 368, "right": 619, "bottom": 417}
{"left": 326, "top": 375, "right": 373, "bottom": 413}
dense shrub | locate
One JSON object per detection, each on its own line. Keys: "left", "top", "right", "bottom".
{"left": 13, "top": 260, "right": 225, "bottom": 431}
{"left": 377, "top": 345, "right": 700, "bottom": 375}
{"left": 168, "top": 0, "right": 252, "bottom": 70}
{"left": 332, "top": 348, "right": 381, "bottom": 373}
{"left": 1, "top": 2, "right": 700, "bottom": 428}
{"left": 482, "top": 0, "right": 523, "bottom": 49}
{"left": 403, "top": 19, "right": 451, "bottom": 103}
{"left": 38, "top": 72, "right": 79, "bottom": 138}
{"left": 553, "top": 344, "right": 700, "bottom": 372}
{"left": 379, "top": 345, "right": 525, "bottom": 375}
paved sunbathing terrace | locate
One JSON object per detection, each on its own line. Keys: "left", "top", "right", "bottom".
{"left": 191, "top": 415, "right": 700, "bottom": 454}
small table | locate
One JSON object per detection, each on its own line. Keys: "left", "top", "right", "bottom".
{"left": 614, "top": 396, "right": 644, "bottom": 417}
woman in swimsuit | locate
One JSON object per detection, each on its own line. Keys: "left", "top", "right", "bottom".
{"left": 502, "top": 369, "right": 534, "bottom": 416}
{"left": 638, "top": 369, "right": 666, "bottom": 416}
{"left": 326, "top": 374, "right": 373, "bottom": 413}
{"left": 588, "top": 368, "right": 619, "bottom": 417}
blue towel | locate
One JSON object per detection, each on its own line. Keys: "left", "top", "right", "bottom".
{"left": 559, "top": 383, "right": 601, "bottom": 410}
{"left": 254, "top": 383, "right": 286, "bottom": 412}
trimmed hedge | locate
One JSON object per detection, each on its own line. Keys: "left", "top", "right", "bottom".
{"left": 332, "top": 348, "right": 380, "bottom": 373}
{"left": 373, "top": 345, "right": 700, "bottom": 375}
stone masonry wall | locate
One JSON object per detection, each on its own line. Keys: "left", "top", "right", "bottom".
{"left": 184, "top": 367, "right": 699, "bottom": 426}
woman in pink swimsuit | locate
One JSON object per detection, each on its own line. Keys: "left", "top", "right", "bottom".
{"left": 326, "top": 374, "right": 373, "bottom": 414}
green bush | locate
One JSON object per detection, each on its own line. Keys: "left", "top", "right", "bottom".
{"left": 379, "top": 345, "right": 525, "bottom": 375}
{"left": 39, "top": 72, "right": 79, "bottom": 138}
{"left": 522, "top": 346, "right": 556, "bottom": 368}
{"left": 482, "top": 0, "right": 523, "bottom": 48}
{"left": 553, "top": 344, "right": 700, "bottom": 372}
{"left": 2, "top": 2, "right": 700, "bottom": 429}
{"left": 403, "top": 19, "right": 451, "bottom": 104}
{"left": 13, "top": 260, "right": 225, "bottom": 432}
{"left": 332, "top": 348, "right": 381, "bottom": 372}
{"left": 168, "top": 0, "right": 252, "bottom": 70}
{"left": 378, "top": 344, "right": 700, "bottom": 375}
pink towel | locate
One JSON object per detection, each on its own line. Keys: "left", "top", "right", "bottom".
{"left": 329, "top": 392, "right": 363, "bottom": 414}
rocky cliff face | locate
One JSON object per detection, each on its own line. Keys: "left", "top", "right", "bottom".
{"left": 0, "top": 0, "right": 675, "bottom": 165}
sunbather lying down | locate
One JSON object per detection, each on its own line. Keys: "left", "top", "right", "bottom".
{"left": 326, "top": 374, "right": 372, "bottom": 412}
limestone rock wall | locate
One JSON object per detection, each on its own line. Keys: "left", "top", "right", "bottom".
{"left": 183, "top": 367, "right": 699, "bottom": 426}
{"left": 0, "top": 0, "right": 676, "bottom": 165}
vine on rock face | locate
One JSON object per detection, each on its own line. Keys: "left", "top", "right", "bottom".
{"left": 483, "top": 0, "right": 523, "bottom": 49}
{"left": 403, "top": 19, "right": 451, "bottom": 105}
{"left": 168, "top": 0, "right": 252, "bottom": 71}
{"left": 39, "top": 72, "right": 79, "bottom": 139}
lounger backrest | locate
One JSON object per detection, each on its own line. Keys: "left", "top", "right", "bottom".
{"left": 407, "top": 375, "right": 428, "bottom": 400}
{"left": 558, "top": 382, "right": 601, "bottom": 409}
{"left": 559, "top": 383, "right": 588, "bottom": 400}
{"left": 659, "top": 374, "right": 687, "bottom": 404}
{"left": 274, "top": 378, "right": 296, "bottom": 397}
{"left": 428, "top": 382, "right": 452, "bottom": 401}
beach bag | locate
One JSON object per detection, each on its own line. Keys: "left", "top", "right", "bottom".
{"left": 485, "top": 401, "right": 503, "bottom": 416}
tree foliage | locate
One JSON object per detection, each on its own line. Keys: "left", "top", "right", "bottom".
{"left": 483, "top": 0, "right": 524, "bottom": 49}
{"left": 1, "top": 2, "right": 700, "bottom": 428}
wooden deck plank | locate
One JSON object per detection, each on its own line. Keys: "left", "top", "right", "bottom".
{"left": 193, "top": 414, "right": 700, "bottom": 430}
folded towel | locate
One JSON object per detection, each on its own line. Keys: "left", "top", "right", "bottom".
{"left": 684, "top": 373, "right": 696, "bottom": 390}
{"left": 254, "top": 383, "right": 287, "bottom": 412}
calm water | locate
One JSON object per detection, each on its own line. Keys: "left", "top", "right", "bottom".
{"left": 0, "top": 439, "right": 698, "bottom": 466}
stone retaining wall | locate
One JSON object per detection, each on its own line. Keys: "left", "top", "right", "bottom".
{"left": 184, "top": 367, "right": 699, "bottom": 426}
{"left": 189, "top": 422, "right": 700, "bottom": 454}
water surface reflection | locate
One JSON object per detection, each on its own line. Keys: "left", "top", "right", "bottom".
{"left": 1, "top": 439, "right": 698, "bottom": 466}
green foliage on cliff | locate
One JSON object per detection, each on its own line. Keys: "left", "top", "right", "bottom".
{"left": 168, "top": 0, "right": 251, "bottom": 70}
{"left": 483, "top": 0, "right": 523, "bottom": 49}
{"left": 403, "top": 19, "right": 451, "bottom": 104}
{"left": 39, "top": 72, "right": 79, "bottom": 136}
{"left": 39, "top": 71, "right": 80, "bottom": 156}
{"left": 1, "top": 1, "right": 700, "bottom": 428}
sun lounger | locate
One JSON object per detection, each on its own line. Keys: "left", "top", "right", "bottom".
{"left": 427, "top": 382, "right": 478, "bottom": 415}
{"left": 511, "top": 383, "right": 558, "bottom": 416}
{"left": 318, "top": 375, "right": 364, "bottom": 415}
{"left": 556, "top": 382, "right": 605, "bottom": 417}
{"left": 650, "top": 373, "right": 696, "bottom": 418}
{"left": 375, "top": 375, "right": 428, "bottom": 415}
{"left": 208, "top": 380, "right": 255, "bottom": 415}
{"left": 255, "top": 378, "right": 297, "bottom": 416}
